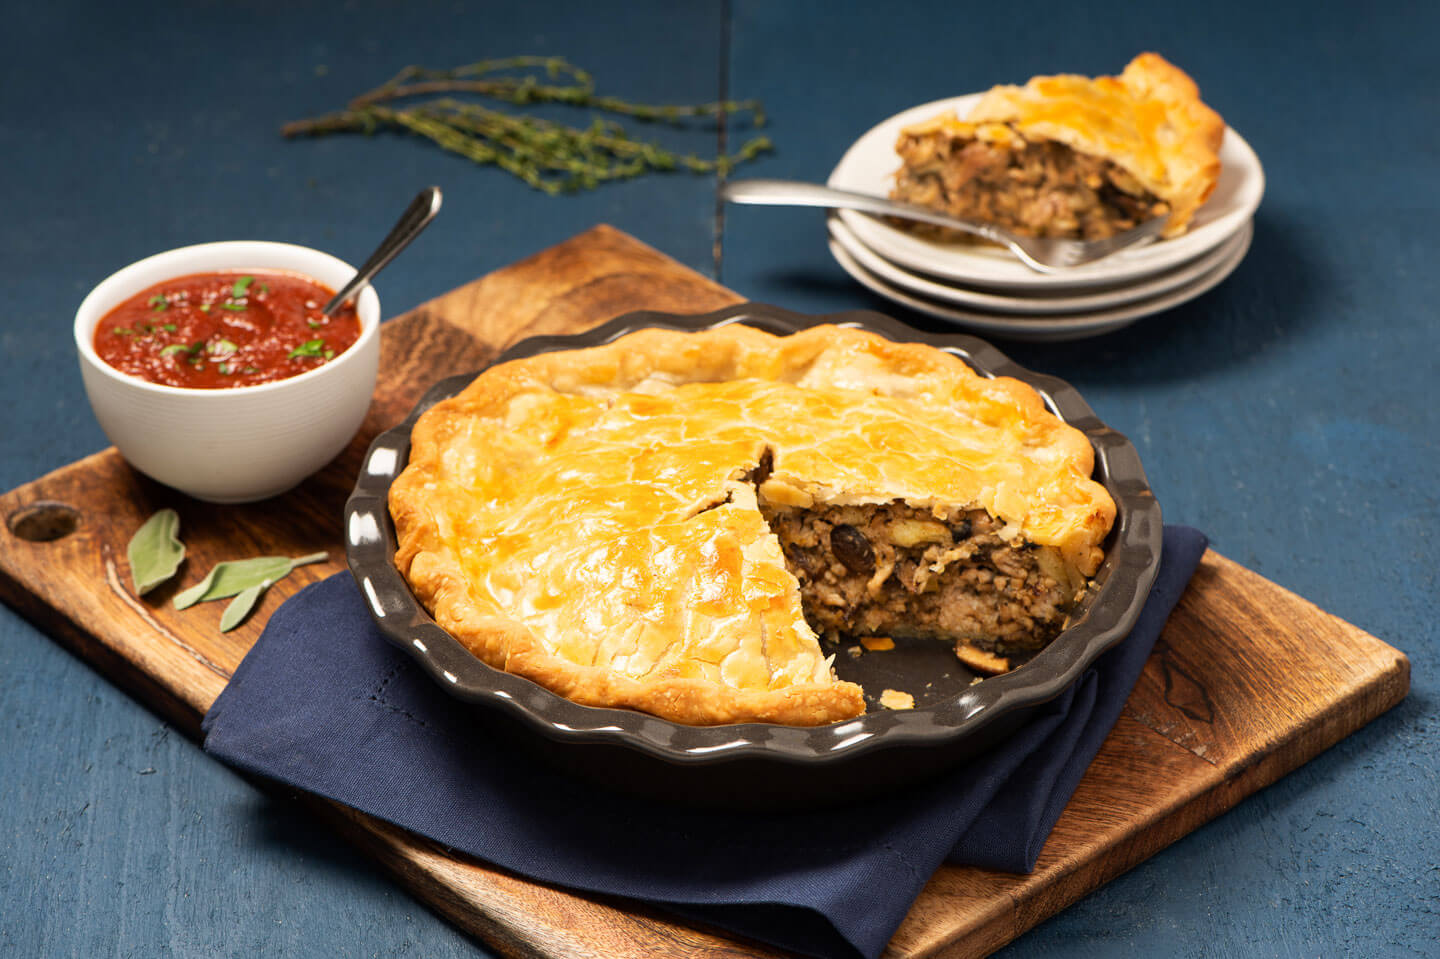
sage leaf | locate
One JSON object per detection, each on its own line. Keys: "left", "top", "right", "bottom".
{"left": 219, "top": 584, "right": 265, "bottom": 632}
{"left": 128, "top": 509, "right": 185, "bottom": 595}
{"left": 173, "top": 556, "right": 291, "bottom": 609}
{"left": 173, "top": 551, "right": 327, "bottom": 610}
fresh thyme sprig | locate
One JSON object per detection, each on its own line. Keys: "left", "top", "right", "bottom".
{"left": 282, "top": 56, "right": 772, "bottom": 194}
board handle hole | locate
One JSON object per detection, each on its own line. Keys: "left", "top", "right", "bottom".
{"left": 7, "top": 502, "right": 82, "bottom": 542}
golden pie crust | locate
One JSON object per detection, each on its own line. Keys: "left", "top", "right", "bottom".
{"left": 390, "top": 324, "right": 1115, "bottom": 726}
{"left": 894, "top": 52, "right": 1225, "bottom": 238}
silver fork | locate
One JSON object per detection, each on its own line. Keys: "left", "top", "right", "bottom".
{"left": 721, "top": 178, "right": 1169, "bottom": 273}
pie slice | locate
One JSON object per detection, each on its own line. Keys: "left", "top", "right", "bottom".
{"left": 389, "top": 324, "right": 1115, "bottom": 726}
{"left": 890, "top": 52, "right": 1225, "bottom": 241}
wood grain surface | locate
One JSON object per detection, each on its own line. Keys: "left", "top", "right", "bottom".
{"left": 0, "top": 225, "right": 1410, "bottom": 959}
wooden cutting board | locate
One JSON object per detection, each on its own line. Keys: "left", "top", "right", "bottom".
{"left": 0, "top": 225, "right": 1410, "bottom": 959}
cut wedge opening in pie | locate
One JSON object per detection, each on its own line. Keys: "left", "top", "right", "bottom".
{"left": 390, "top": 324, "right": 1115, "bottom": 726}
{"left": 759, "top": 496, "right": 1085, "bottom": 671}
{"left": 890, "top": 52, "right": 1225, "bottom": 242}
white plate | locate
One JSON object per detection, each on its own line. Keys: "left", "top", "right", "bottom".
{"left": 827, "top": 94, "right": 1264, "bottom": 292}
{"left": 829, "top": 220, "right": 1253, "bottom": 342}
{"left": 828, "top": 214, "right": 1249, "bottom": 315}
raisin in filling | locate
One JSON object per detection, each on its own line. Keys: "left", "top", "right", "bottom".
{"left": 758, "top": 499, "right": 1077, "bottom": 660}
{"left": 891, "top": 124, "right": 1169, "bottom": 241}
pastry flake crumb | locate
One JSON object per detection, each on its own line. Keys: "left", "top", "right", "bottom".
{"left": 879, "top": 688, "right": 915, "bottom": 710}
{"left": 955, "top": 642, "right": 1012, "bottom": 675}
{"left": 860, "top": 636, "right": 895, "bottom": 651}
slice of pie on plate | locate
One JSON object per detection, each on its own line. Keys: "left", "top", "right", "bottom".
{"left": 389, "top": 324, "right": 1115, "bottom": 726}
{"left": 891, "top": 52, "right": 1225, "bottom": 241}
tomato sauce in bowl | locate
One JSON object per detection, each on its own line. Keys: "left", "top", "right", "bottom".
{"left": 92, "top": 270, "right": 361, "bottom": 389}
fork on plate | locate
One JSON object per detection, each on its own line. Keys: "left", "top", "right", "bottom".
{"left": 721, "top": 178, "right": 1169, "bottom": 273}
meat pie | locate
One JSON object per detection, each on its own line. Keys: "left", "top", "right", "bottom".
{"left": 891, "top": 53, "right": 1224, "bottom": 242}
{"left": 390, "top": 324, "right": 1115, "bottom": 726}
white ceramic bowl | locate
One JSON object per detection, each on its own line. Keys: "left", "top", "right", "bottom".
{"left": 74, "top": 241, "right": 381, "bottom": 503}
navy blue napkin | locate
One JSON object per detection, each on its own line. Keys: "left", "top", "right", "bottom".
{"left": 202, "top": 525, "right": 1206, "bottom": 959}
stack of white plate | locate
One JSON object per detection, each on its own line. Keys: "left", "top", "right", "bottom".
{"left": 825, "top": 96, "right": 1265, "bottom": 341}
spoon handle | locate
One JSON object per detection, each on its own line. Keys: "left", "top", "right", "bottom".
{"left": 323, "top": 186, "right": 443, "bottom": 316}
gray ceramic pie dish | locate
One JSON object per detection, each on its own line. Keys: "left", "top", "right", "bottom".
{"left": 344, "top": 303, "right": 1162, "bottom": 808}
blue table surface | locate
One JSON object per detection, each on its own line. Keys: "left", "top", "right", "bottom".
{"left": 3, "top": 1, "right": 1436, "bottom": 956}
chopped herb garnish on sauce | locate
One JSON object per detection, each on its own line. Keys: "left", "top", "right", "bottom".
{"left": 112, "top": 326, "right": 135, "bottom": 336}
{"left": 220, "top": 302, "right": 247, "bottom": 312}
{"left": 208, "top": 339, "right": 238, "bottom": 358}
{"left": 231, "top": 276, "right": 254, "bottom": 298}
{"left": 287, "top": 338, "right": 328, "bottom": 359}
{"left": 161, "top": 341, "right": 204, "bottom": 359}
{"left": 148, "top": 295, "right": 169, "bottom": 312}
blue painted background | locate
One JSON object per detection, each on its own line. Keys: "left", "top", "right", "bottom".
{"left": 2, "top": 0, "right": 1435, "bottom": 955}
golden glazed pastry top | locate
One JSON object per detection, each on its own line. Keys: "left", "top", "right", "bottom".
{"left": 390, "top": 324, "right": 1115, "bottom": 726}
{"left": 901, "top": 52, "right": 1225, "bottom": 237}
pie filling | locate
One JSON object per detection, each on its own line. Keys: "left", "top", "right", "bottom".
{"left": 892, "top": 124, "right": 1169, "bottom": 241}
{"left": 744, "top": 452, "right": 1084, "bottom": 674}
{"left": 761, "top": 497, "right": 1079, "bottom": 670}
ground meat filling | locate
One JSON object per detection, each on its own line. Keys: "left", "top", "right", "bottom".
{"left": 759, "top": 499, "right": 1077, "bottom": 661}
{"left": 891, "top": 124, "right": 1169, "bottom": 240}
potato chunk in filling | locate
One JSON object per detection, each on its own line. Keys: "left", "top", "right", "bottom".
{"left": 891, "top": 124, "right": 1168, "bottom": 240}
{"left": 759, "top": 499, "right": 1080, "bottom": 668}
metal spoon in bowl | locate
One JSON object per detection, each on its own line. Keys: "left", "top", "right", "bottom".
{"left": 323, "top": 186, "right": 443, "bottom": 316}
{"left": 721, "top": 178, "right": 1168, "bottom": 273}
